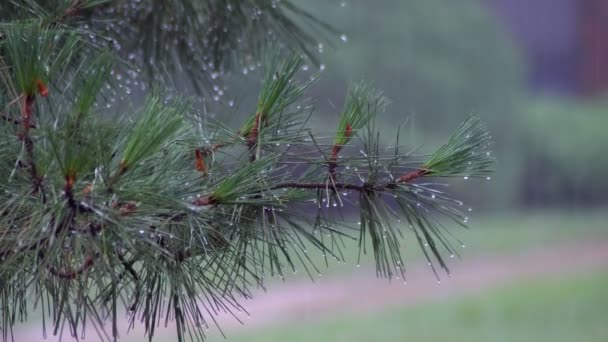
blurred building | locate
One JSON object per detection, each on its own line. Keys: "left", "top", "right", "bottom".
{"left": 489, "top": 0, "right": 608, "bottom": 97}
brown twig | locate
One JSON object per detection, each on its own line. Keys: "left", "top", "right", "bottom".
{"left": 0, "top": 112, "right": 36, "bottom": 128}
{"left": 64, "top": 173, "right": 77, "bottom": 208}
{"left": 397, "top": 169, "right": 429, "bottom": 183}
{"left": 48, "top": 254, "right": 96, "bottom": 280}
{"left": 53, "top": 0, "right": 85, "bottom": 25}
{"left": 191, "top": 167, "right": 430, "bottom": 207}
{"left": 17, "top": 94, "right": 45, "bottom": 197}
{"left": 246, "top": 112, "right": 263, "bottom": 162}
{"left": 328, "top": 124, "right": 352, "bottom": 180}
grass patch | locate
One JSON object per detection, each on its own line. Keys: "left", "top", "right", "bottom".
{"left": 221, "top": 271, "right": 608, "bottom": 342}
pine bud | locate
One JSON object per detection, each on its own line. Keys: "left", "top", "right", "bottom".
{"left": 36, "top": 79, "right": 49, "bottom": 98}
{"left": 195, "top": 149, "right": 207, "bottom": 175}
{"left": 345, "top": 123, "right": 352, "bottom": 138}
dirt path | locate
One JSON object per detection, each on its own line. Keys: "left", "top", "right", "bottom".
{"left": 14, "top": 239, "right": 608, "bottom": 341}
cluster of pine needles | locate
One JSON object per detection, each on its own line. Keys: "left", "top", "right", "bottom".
{"left": 0, "top": 1, "right": 494, "bottom": 342}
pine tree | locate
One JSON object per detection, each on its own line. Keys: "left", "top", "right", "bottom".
{"left": 0, "top": 1, "right": 495, "bottom": 341}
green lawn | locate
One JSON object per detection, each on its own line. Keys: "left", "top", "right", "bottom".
{"left": 221, "top": 271, "right": 608, "bottom": 342}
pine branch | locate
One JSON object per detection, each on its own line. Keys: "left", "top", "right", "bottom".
{"left": 0, "top": 3, "right": 497, "bottom": 342}
{"left": 329, "top": 84, "right": 388, "bottom": 179}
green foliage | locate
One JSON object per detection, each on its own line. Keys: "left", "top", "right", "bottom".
{"left": 0, "top": 20, "right": 81, "bottom": 96}
{"left": 241, "top": 53, "right": 311, "bottom": 137}
{"left": 74, "top": 52, "right": 114, "bottom": 116}
{"left": 301, "top": 0, "right": 524, "bottom": 136}
{"left": 119, "top": 93, "right": 187, "bottom": 172}
{"left": 0, "top": 1, "right": 496, "bottom": 342}
{"left": 334, "top": 84, "right": 388, "bottom": 146}
{"left": 518, "top": 98, "right": 608, "bottom": 203}
{"left": 423, "top": 117, "right": 494, "bottom": 178}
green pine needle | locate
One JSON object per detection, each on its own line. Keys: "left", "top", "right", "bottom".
{"left": 0, "top": 20, "right": 81, "bottom": 96}
{"left": 334, "top": 83, "right": 388, "bottom": 146}
{"left": 74, "top": 51, "right": 113, "bottom": 117}
{"left": 423, "top": 116, "right": 495, "bottom": 178}
{"left": 240, "top": 53, "right": 311, "bottom": 137}
{"left": 120, "top": 93, "right": 187, "bottom": 172}
{"left": 211, "top": 158, "right": 277, "bottom": 203}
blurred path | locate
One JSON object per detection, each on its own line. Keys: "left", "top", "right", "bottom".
{"left": 211, "top": 239, "right": 608, "bottom": 331}
{"left": 14, "top": 239, "right": 608, "bottom": 341}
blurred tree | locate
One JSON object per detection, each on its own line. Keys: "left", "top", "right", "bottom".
{"left": 0, "top": 1, "right": 495, "bottom": 341}
{"left": 299, "top": 0, "right": 524, "bottom": 132}
{"left": 520, "top": 98, "right": 608, "bottom": 206}
{"left": 578, "top": 0, "right": 608, "bottom": 96}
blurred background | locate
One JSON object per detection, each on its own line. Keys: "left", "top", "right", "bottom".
{"left": 203, "top": 0, "right": 608, "bottom": 341}
{"left": 15, "top": 0, "right": 608, "bottom": 340}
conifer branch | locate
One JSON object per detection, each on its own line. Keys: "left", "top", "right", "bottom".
{"left": 0, "top": 3, "right": 496, "bottom": 342}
